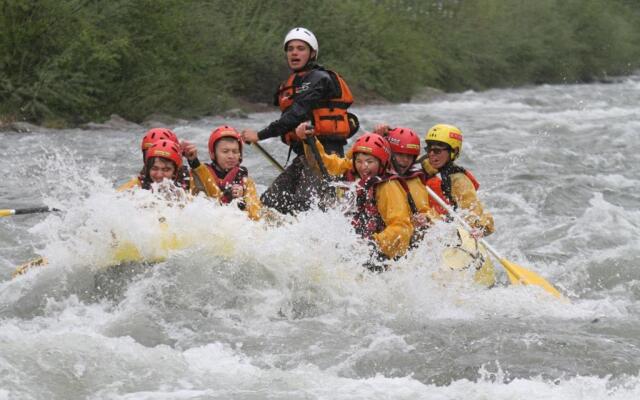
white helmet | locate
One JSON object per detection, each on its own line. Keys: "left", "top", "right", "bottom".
{"left": 283, "top": 27, "right": 318, "bottom": 59}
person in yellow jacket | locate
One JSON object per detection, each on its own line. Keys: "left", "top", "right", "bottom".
{"left": 373, "top": 124, "right": 441, "bottom": 241}
{"left": 117, "top": 139, "right": 192, "bottom": 195}
{"left": 117, "top": 128, "right": 193, "bottom": 192}
{"left": 422, "top": 124, "right": 494, "bottom": 237}
{"left": 299, "top": 128, "right": 413, "bottom": 269}
{"left": 181, "top": 125, "right": 261, "bottom": 220}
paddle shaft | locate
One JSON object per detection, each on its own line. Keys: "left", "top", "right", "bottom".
{"left": 251, "top": 142, "right": 285, "bottom": 172}
{"left": 423, "top": 186, "right": 504, "bottom": 260}
{"left": 1, "top": 206, "right": 59, "bottom": 217}
{"left": 426, "top": 185, "right": 564, "bottom": 298}
{"left": 304, "top": 135, "right": 330, "bottom": 179}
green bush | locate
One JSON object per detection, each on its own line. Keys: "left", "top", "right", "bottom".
{"left": 1, "top": 0, "right": 639, "bottom": 125}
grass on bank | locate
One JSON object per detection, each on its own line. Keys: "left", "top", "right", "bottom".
{"left": 1, "top": 0, "right": 639, "bottom": 126}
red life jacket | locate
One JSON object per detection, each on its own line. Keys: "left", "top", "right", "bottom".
{"left": 205, "top": 164, "right": 248, "bottom": 204}
{"left": 277, "top": 68, "right": 354, "bottom": 144}
{"left": 350, "top": 173, "right": 400, "bottom": 240}
{"left": 425, "top": 163, "right": 479, "bottom": 215}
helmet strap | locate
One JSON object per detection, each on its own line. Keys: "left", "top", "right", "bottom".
{"left": 451, "top": 148, "right": 459, "bottom": 160}
{"left": 390, "top": 156, "right": 403, "bottom": 175}
{"left": 212, "top": 160, "right": 226, "bottom": 174}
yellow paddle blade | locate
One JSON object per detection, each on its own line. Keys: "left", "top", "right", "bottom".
{"left": 0, "top": 209, "right": 15, "bottom": 217}
{"left": 112, "top": 241, "right": 144, "bottom": 264}
{"left": 499, "top": 258, "right": 563, "bottom": 299}
{"left": 503, "top": 265, "right": 520, "bottom": 285}
{"left": 12, "top": 257, "right": 48, "bottom": 278}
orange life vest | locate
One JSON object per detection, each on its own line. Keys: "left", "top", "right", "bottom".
{"left": 425, "top": 168, "right": 479, "bottom": 215}
{"left": 277, "top": 69, "right": 354, "bottom": 144}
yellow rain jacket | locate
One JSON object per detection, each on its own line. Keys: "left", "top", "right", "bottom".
{"left": 304, "top": 139, "right": 413, "bottom": 259}
{"left": 422, "top": 159, "right": 494, "bottom": 235}
{"left": 192, "top": 164, "right": 262, "bottom": 221}
{"left": 400, "top": 174, "right": 442, "bottom": 225}
{"left": 371, "top": 180, "right": 415, "bottom": 259}
{"left": 305, "top": 140, "right": 439, "bottom": 227}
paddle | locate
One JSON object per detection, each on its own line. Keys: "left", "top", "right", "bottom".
{"left": 12, "top": 256, "right": 48, "bottom": 278}
{"left": 424, "top": 185, "right": 563, "bottom": 298}
{"left": 250, "top": 142, "right": 285, "bottom": 172}
{"left": 303, "top": 135, "right": 330, "bottom": 179}
{"left": 1, "top": 206, "right": 60, "bottom": 217}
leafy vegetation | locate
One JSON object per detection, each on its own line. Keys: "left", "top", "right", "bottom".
{"left": 1, "top": 0, "right": 639, "bottom": 126}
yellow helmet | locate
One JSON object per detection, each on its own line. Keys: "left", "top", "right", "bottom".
{"left": 425, "top": 124, "right": 463, "bottom": 160}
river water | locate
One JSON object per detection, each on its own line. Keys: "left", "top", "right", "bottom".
{"left": 1, "top": 76, "right": 639, "bottom": 399}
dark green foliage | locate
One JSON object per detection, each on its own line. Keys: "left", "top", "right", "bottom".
{"left": 1, "top": 0, "right": 639, "bottom": 125}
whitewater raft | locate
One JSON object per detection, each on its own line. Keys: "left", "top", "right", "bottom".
{"left": 13, "top": 226, "right": 496, "bottom": 286}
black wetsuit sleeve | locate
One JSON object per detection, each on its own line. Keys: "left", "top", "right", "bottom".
{"left": 257, "top": 70, "right": 336, "bottom": 141}
{"left": 188, "top": 157, "right": 201, "bottom": 169}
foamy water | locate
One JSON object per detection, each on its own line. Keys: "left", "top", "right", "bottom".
{"left": 1, "top": 76, "right": 639, "bottom": 399}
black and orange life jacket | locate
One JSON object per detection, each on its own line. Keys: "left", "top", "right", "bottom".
{"left": 277, "top": 67, "right": 354, "bottom": 144}
{"left": 424, "top": 163, "right": 479, "bottom": 215}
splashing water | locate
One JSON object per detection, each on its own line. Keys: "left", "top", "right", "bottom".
{"left": 1, "top": 76, "right": 640, "bottom": 398}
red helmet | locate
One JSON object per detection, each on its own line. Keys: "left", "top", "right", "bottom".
{"left": 385, "top": 127, "right": 420, "bottom": 156}
{"left": 141, "top": 128, "right": 179, "bottom": 152}
{"left": 351, "top": 133, "right": 391, "bottom": 167}
{"left": 208, "top": 125, "right": 243, "bottom": 158}
{"left": 145, "top": 140, "right": 183, "bottom": 169}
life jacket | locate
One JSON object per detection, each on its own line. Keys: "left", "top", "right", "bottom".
{"left": 425, "top": 162, "right": 479, "bottom": 215}
{"left": 351, "top": 173, "right": 399, "bottom": 240}
{"left": 394, "top": 164, "right": 430, "bottom": 247}
{"left": 277, "top": 67, "right": 354, "bottom": 144}
{"left": 402, "top": 163, "right": 427, "bottom": 180}
{"left": 204, "top": 164, "right": 248, "bottom": 205}
{"left": 390, "top": 163, "right": 427, "bottom": 215}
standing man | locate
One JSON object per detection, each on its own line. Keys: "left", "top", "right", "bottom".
{"left": 241, "top": 27, "right": 356, "bottom": 215}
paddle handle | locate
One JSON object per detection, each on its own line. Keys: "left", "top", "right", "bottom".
{"left": 424, "top": 185, "right": 503, "bottom": 260}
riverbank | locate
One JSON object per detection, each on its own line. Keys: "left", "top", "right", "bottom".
{"left": 2, "top": 72, "right": 637, "bottom": 132}
{"left": 2, "top": 0, "right": 639, "bottom": 128}
{"left": 0, "top": 84, "right": 441, "bottom": 132}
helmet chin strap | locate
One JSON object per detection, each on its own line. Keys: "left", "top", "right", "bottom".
{"left": 212, "top": 160, "right": 227, "bottom": 173}
{"left": 390, "top": 155, "right": 413, "bottom": 176}
{"left": 450, "top": 149, "right": 459, "bottom": 161}
{"left": 390, "top": 156, "right": 402, "bottom": 175}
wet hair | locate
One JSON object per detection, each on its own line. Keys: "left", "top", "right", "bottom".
{"left": 142, "top": 157, "right": 178, "bottom": 189}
